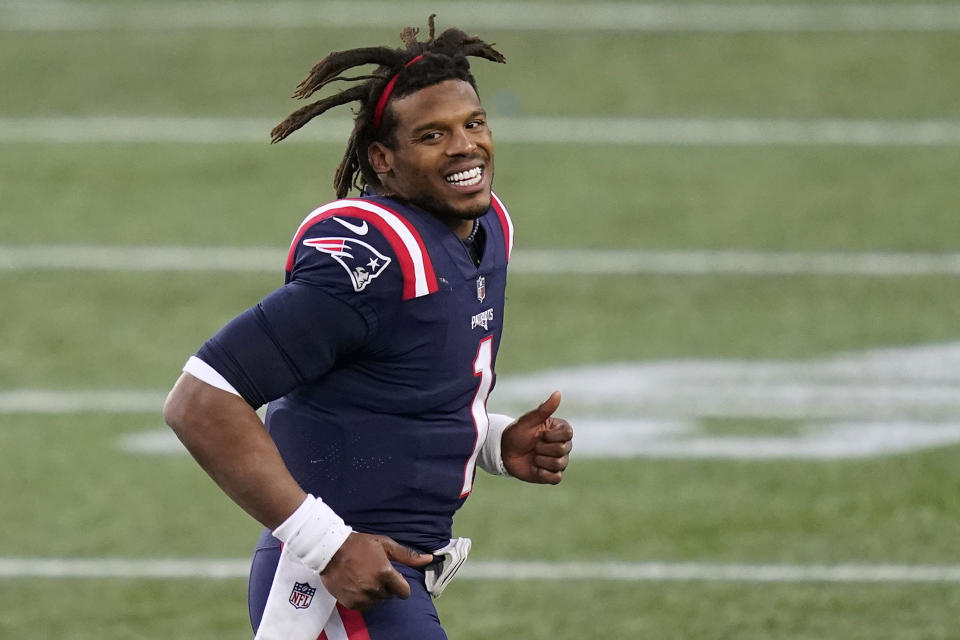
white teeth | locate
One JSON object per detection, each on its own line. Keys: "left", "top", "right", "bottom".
{"left": 446, "top": 166, "right": 483, "bottom": 186}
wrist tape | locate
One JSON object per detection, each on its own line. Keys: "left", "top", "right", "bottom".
{"left": 272, "top": 494, "right": 352, "bottom": 574}
{"left": 478, "top": 413, "right": 514, "bottom": 476}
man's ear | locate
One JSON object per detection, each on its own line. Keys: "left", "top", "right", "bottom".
{"left": 368, "top": 142, "right": 393, "bottom": 175}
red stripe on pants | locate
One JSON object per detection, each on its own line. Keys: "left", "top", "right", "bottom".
{"left": 337, "top": 604, "right": 372, "bottom": 640}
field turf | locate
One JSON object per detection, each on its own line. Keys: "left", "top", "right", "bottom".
{"left": 2, "top": 2, "right": 959, "bottom": 638}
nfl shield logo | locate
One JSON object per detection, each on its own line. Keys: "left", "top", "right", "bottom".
{"left": 476, "top": 276, "right": 486, "bottom": 303}
{"left": 289, "top": 581, "right": 316, "bottom": 610}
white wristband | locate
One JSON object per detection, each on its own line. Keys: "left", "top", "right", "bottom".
{"left": 478, "top": 413, "right": 514, "bottom": 476}
{"left": 272, "top": 494, "right": 353, "bottom": 574}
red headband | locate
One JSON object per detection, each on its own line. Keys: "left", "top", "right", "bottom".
{"left": 372, "top": 55, "right": 424, "bottom": 129}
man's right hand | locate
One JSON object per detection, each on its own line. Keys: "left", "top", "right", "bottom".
{"left": 320, "top": 532, "right": 434, "bottom": 611}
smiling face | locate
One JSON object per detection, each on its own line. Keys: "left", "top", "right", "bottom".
{"left": 368, "top": 79, "right": 494, "bottom": 238}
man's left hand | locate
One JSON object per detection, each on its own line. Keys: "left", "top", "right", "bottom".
{"left": 500, "top": 391, "right": 573, "bottom": 484}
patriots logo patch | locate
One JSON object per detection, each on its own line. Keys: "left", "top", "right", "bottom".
{"left": 303, "top": 237, "right": 391, "bottom": 292}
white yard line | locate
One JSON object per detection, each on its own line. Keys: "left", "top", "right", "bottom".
{"left": 3, "top": 116, "right": 960, "bottom": 146}
{"left": 0, "top": 245, "right": 286, "bottom": 273}
{"left": 10, "top": 343, "right": 960, "bottom": 461}
{"left": 2, "top": 245, "right": 960, "bottom": 277}
{"left": 2, "top": 2, "right": 960, "bottom": 32}
{"left": 0, "top": 390, "right": 166, "bottom": 414}
{"left": 2, "top": 557, "right": 960, "bottom": 582}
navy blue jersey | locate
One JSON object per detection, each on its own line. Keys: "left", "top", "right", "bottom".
{"left": 196, "top": 194, "right": 514, "bottom": 552}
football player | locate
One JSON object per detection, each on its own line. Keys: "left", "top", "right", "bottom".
{"left": 163, "top": 17, "right": 573, "bottom": 640}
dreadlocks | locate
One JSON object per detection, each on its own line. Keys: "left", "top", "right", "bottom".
{"left": 270, "top": 15, "right": 506, "bottom": 199}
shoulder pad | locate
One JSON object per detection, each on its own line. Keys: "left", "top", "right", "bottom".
{"left": 285, "top": 199, "right": 439, "bottom": 300}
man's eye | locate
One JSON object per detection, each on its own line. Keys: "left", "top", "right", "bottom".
{"left": 421, "top": 132, "right": 442, "bottom": 142}
{"left": 466, "top": 120, "right": 485, "bottom": 129}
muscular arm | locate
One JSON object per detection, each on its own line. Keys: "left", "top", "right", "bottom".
{"left": 163, "top": 372, "right": 306, "bottom": 529}
{"left": 163, "top": 371, "right": 431, "bottom": 610}
{"left": 161, "top": 284, "right": 368, "bottom": 529}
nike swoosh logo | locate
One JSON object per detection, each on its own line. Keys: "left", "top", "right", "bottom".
{"left": 332, "top": 217, "right": 368, "bottom": 235}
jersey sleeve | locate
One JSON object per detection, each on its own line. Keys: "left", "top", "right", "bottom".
{"left": 193, "top": 209, "right": 409, "bottom": 407}
{"left": 285, "top": 212, "right": 405, "bottom": 326}
{"left": 195, "top": 283, "right": 369, "bottom": 408}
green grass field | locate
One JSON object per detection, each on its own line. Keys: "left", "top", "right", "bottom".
{"left": 2, "top": 1, "right": 960, "bottom": 638}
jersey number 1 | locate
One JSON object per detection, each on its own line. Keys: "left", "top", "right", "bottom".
{"left": 461, "top": 336, "right": 493, "bottom": 497}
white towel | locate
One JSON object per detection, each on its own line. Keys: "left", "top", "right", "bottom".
{"left": 254, "top": 544, "right": 338, "bottom": 640}
{"left": 255, "top": 536, "right": 472, "bottom": 639}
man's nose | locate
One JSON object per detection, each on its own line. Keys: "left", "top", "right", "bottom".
{"left": 446, "top": 128, "right": 477, "bottom": 156}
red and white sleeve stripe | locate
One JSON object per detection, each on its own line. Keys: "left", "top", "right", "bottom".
{"left": 490, "top": 192, "right": 514, "bottom": 262}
